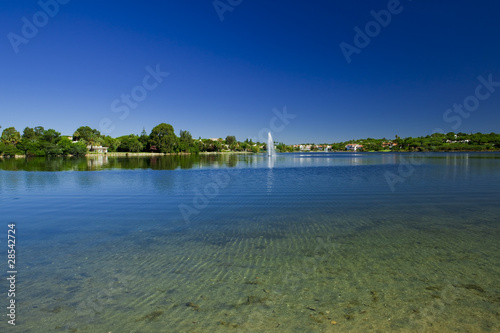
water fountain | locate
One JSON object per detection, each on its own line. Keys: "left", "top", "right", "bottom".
{"left": 267, "top": 132, "right": 275, "bottom": 157}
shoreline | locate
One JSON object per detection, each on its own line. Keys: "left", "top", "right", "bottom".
{"left": 1, "top": 150, "right": 499, "bottom": 159}
{"left": 102, "top": 151, "right": 255, "bottom": 156}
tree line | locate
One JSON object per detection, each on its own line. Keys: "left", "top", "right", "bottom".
{"left": 0, "top": 123, "right": 266, "bottom": 156}
{"left": 1, "top": 123, "right": 499, "bottom": 157}
{"left": 331, "top": 132, "right": 500, "bottom": 152}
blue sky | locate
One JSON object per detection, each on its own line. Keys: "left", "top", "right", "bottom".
{"left": 1, "top": 0, "right": 500, "bottom": 144}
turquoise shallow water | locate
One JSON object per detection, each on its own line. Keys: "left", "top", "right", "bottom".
{"left": 0, "top": 152, "right": 499, "bottom": 332}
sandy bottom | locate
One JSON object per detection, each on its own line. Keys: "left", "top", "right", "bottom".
{"left": 9, "top": 206, "right": 500, "bottom": 333}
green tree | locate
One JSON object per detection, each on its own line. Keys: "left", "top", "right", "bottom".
{"left": 87, "top": 132, "right": 102, "bottom": 151}
{"left": 128, "top": 137, "right": 143, "bottom": 152}
{"left": 446, "top": 132, "right": 456, "bottom": 141}
{"left": 58, "top": 137, "right": 73, "bottom": 155}
{"left": 42, "top": 128, "right": 61, "bottom": 144}
{"left": 25, "top": 141, "right": 45, "bottom": 156}
{"left": 34, "top": 126, "right": 45, "bottom": 138}
{"left": 102, "top": 136, "right": 120, "bottom": 152}
{"left": 74, "top": 126, "right": 101, "bottom": 143}
{"left": 139, "top": 128, "right": 149, "bottom": 149}
{"left": 2, "top": 144, "right": 18, "bottom": 156}
{"left": 196, "top": 139, "right": 206, "bottom": 152}
{"left": 212, "top": 140, "right": 222, "bottom": 152}
{"left": 1, "top": 127, "right": 21, "bottom": 145}
{"left": 22, "top": 127, "right": 37, "bottom": 141}
{"left": 366, "top": 141, "right": 376, "bottom": 151}
{"left": 394, "top": 134, "right": 402, "bottom": 147}
{"left": 178, "top": 130, "right": 199, "bottom": 153}
{"left": 179, "top": 130, "right": 192, "bottom": 143}
{"left": 117, "top": 135, "right": 143, "bottom": 152}
{"left": 240, "top": 142, "right": 249, "bottom": 152}
{"left": 70, "top": 142, "right": 88, "bottom": 156}
{"left": 150, "top": 123, "right": 177, "bottom": 153}
{"left": 225, "top": 135, "right": 236, "bottom": 146}
{"left": 44, "top": 143, "right": 62, "bottom": 156}
{"left": 470, "top": 132, "right": 486, "bottom": 145}
{"left": 229, "top": 142, "right": 240, "bottom": 151}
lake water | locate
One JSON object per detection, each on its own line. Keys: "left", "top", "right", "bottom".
{"left": 0, "top": 152, "right": 499, "bottom": 332}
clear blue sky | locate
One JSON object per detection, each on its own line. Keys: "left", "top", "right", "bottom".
{"left": 2, "top": 0, "right": 500, "bottom": 144}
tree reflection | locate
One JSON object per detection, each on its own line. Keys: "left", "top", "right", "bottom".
{"left": 0, "top": 154, "right": 250, "bottom": 171}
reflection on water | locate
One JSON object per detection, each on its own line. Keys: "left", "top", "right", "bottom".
{"left": 2, "top": 152, "right": 499, "bottom": 172}
{"left": 0, "top": 153, "right": 247, "bottom": 171}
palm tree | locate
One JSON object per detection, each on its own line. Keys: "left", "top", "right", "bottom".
{"left": 87, "top": 132, "right": 100, "bottom": 151}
